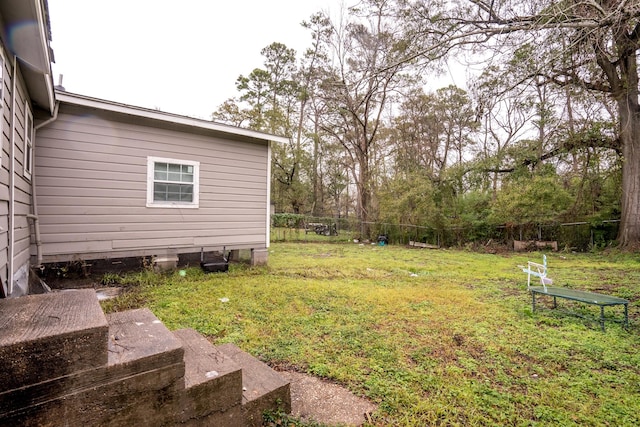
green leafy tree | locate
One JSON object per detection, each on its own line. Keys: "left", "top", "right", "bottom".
{"left": 397, "top": 0, "right": 640, "bottom": 247}
{"left": 313, "top": 0, "right": 412, "bottom": 237}
{"left": 489, "top": 169, "right": 573, "bottom": 226}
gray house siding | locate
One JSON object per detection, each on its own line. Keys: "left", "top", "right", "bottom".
{"left": 35, "top": 102, "right": 272, "bottom": 263}
{"left": 0, "top": 41, "right": 38, "bottom": 296}
{"left": 0, "top": 44, "right": 9, "bottom": 291}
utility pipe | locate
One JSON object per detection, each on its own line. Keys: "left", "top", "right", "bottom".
{"left": 31, "top": 101, "right": 60, "bottom": 267}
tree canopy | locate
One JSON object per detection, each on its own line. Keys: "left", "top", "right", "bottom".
{"left": 212, "top": 0, "right": 640, "bottom": 247}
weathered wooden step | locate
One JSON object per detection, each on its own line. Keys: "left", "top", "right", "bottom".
{"left": 0, "top": 306, "right": 186, "bottom": 426}
{"left": 218, "top": 343, "right": 291, "bottom": 427}
{"left": 106, "top": 308, "right": 184, "bottom": 374}
{"left": 173, "top": 328, "right": 243, "bottom": 426}
{"left": 0, "top": 289, "right": 108, "bottom": 393}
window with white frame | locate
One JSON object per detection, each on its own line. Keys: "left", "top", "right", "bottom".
{"left": 146, "top": 156, "right": 199, "bottom": 208}
{"left": 24, "top": 102, "right": 33, "bottom": 179}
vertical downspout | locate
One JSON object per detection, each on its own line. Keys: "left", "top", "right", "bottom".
{"left": 266, "top": 140, "right": 272, "bottom": 248}
{"left": 8, "top": 55, "right": 17, "bottom": 295}
{"left": 31, "top": 101, "right": 59, "bottom": 267}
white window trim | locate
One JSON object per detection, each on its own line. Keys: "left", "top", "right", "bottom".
{"left": 23, "top": 101, "right": 33, "bottom": 180}
{"left": 146, "top": 156, "right": 200, "bottom": 208}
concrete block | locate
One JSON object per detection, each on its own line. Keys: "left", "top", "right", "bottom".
{"left": 154, "top": 256, "right": 178, "bottom": 272}
{"left": 250, "top": 248, "right": 269, "bottom": 266}
{"left": 229, "top": 249, "right": 241, "bottom": 262}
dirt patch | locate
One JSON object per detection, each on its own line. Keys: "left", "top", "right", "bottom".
{"left": 278, "top": 371, "right": 377, "bottom": 426}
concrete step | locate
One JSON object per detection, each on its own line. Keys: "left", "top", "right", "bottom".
{"left": 218, "top": 343, "right": 291, "bottom": 427}
{"left": 173, "top": 328, "right": 243, "bottom": 426}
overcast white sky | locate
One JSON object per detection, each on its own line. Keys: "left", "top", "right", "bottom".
{"left": 48, "top": 0, "right": 343, "bottom": 119}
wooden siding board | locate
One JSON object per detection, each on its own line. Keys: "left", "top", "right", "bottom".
{"left": 36, "top": 141, "right": 267, "bottom": 175}
{"left": 38, "top": 213, "right": 266, "bottom": 226}
{"left": 36, "top": 186, "right": 264, "bottom": 202}
{"left": 112, "top": 236, "right": 195, "bottom": 250}
{"left": 36, "top": 145, "right": 265, "bottom": 173}
{"left": 10, "top": 73, "right": 34, "bottom": 281}
{"left": 37, "top": 179, "right": 150, "bottom": 191}
{"left": 39, "top": 219, "right": 266, "bottom": 235}
{"left": 42, "top": 118, "right": 268, "bottom": 162}
{"left": 0, "top": 43, "right": 9, "bottom": 290}
{"left": 41, "top": 241, "right": 113, "bottom": 254}
{"left": 0, "top": 248, "right": 7, "bottom": 272}
{"left": 48, "top": 113, "right": 268, "bottom": 156}
{"left": 35, "top": 166, "right": 145, "bottom": 182}
{"left": 36, "top": 155, "right": 266, "bottom": 183}
{"left": 14, "top": 245, "right": 30, "bottom": 268}
{"left": 41, "top": 225, "right": 267, "bottom": 244}
{"left": 38, "top": 205, "right": 265, "bottom": 216}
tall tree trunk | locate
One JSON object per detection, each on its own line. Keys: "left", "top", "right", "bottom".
{"left": 612, "top": 35, "right": 640, "bottom": 247}
{"left": 617, "top": 97, "right": 640, "bottom": 247}
{"left": 357, "top": 154, "right": 371, "bottom": 238}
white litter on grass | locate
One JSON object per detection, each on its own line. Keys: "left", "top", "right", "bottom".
{"left": 410, "top": 273, "right": 418, "bottom": 277}
{"left": 219, "top": 297, "right": 229, "bottom": 303}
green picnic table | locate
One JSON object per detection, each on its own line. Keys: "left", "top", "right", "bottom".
{"left": 521, "top": 256, "right": 630, "bottom": 331}
{"left": 529, "top": 286, "right": 629, "bottom": 332}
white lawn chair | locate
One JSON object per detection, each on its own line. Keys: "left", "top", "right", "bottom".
{"left": 520, "top": 254, "right": 553, "bottom": 290}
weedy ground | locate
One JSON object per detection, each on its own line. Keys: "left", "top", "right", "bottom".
{"left": 101, "top": 243, "right": 640, "bottom": 426}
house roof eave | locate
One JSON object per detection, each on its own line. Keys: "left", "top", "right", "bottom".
{"left": 0, "top": 0, "right": 55, "bottom": 113}
{"left": 55, "top": 90, "right": 291, "bottom": 145}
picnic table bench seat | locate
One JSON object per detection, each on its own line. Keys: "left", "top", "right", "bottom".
{"left": 520, "top": 255, "right": 629, "bottom": 331}
{"left": 529, "top": 285, "right": 629, "bottom": 331}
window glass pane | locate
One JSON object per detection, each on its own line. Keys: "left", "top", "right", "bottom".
{"left": 154, "top": 182, "right": 194, "bottom": 202}
{"left": 26, "top": 146, "right": 32, "bottom": 171}
{"left": 26, "top": 114, "right": 32, "bottom": 140}
{"left": 154, "top": 183, "right": 168, "bottom": 201}
{"left": 154, "top": 162, "right": 195, "bottom": 183}
{"left": 165, "top": 184, "right": 181, "bottom": 201}
{"left": 154, "top": 163, "right": 168, "bottom": 180}
{"left": 168, "top": 172, "right": 181, "bottom": 182}
{"left": 181, "top": 185, "right": 193, "bottom": 202}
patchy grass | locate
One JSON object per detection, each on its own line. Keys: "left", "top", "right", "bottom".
{"left": 103, "top": 243, "right": 640, "bottom": 426}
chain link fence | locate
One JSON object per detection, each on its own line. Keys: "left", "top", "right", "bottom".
{"left": 271, "top": 214, "right": 620, "bottom": 251}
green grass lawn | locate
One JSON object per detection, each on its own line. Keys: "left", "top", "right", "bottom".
{"left": 103, "top": 243, "right": 640, "bottom": 426}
